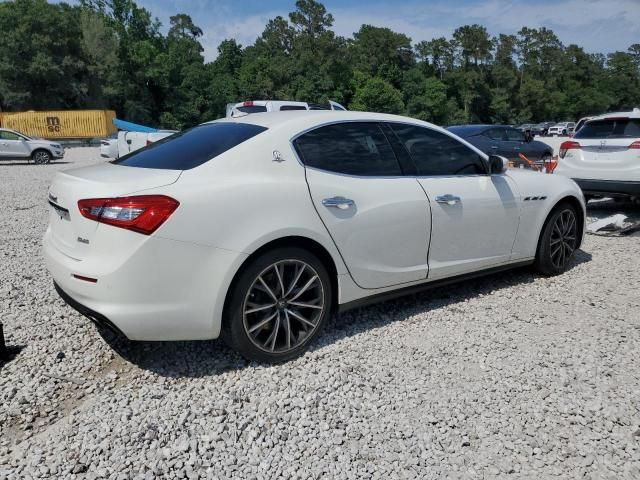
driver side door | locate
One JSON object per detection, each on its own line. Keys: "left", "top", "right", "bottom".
{"left": 0, "top": 131, "right": 30, "bottom": 158}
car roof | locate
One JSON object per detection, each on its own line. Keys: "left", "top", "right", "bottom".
{"left": 208, "top": 110, "right": 443, "bottom": 133}
{"left": 589, "top": 108, "right": 640, "bottom": 121}
{"left": 446, "top": 124, "right": 499, "bottom": 136}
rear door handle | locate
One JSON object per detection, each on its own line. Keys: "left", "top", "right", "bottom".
{"left": 322, "top": 196, "right": 354, "bottom": 210}
{"left": 435, "top": 194, "right": 461, "bottom": 206}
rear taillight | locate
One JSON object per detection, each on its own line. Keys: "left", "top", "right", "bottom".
{"left": 243, "top": 100, "right": 254, "bottom": 107}
{"left": 78, "top": 195, "right": 179, "bottom": 235}
{"left": 559, "top": 141, "right": 580, "bottom": 159}
{"left": 628, "top": 141, "right": 640, "bottom": 149}
{"left": 146, "top": 140, "right": 152, "bottom": 146}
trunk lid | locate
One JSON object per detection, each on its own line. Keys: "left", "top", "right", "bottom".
{"left": 47, "top": 163, "right": 181, "bottom": 260}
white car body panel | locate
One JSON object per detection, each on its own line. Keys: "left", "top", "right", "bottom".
{"left": 0, "top": 128, "right": 64, "bottom": 160}
{"left": 98, "top": 130, "right": 176, "bottom": 159}
{"left": 44, "top": 111, "right": 586, "bottom": 341}
{"left": 418, "top": 174, "right": 520, "bottom": 279}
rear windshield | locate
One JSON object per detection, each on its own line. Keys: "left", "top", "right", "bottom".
{"left": 574, "top": 118, "right": 640, "bottom": 139}
{"left": 113, "top": 122, "right": 267, "bottom": 170}
{"left": 236, "top": 105, "right": 268, "bottom": 113}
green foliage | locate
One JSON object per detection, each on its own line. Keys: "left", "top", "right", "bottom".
{"left": 1, "top": 0, "right": 639, "bottom": 128}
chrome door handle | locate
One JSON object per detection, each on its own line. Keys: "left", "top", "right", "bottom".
{"left": 322, "top": 196, "right": 354, "bottom": 210}
{"left": 435, "top": 194, "right": 461, "bottom": 206}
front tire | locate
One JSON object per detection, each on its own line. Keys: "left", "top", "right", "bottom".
{"left": 32, "top": 149, "right": 51, "bottom": 164}
{"left": 534, "top": 203, "right": 579, "bottom": 275}
{"left": 222, "top": 247, "right": 333, "bottom": 363}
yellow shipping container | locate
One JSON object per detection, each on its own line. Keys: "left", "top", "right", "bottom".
{"left": 0, "top": 110, "right": 117, "bottom": 139}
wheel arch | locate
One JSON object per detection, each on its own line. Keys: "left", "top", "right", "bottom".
{"left": 222, "top": 236, "right": 341, "bottom": 327}
{"left": 31, "top": 147, "right": 53, "bottom": 159}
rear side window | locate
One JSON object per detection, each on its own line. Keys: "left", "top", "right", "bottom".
{"left": 389, "top": 123, "right": 487, "bottom": 176}
{"left": 236, "top": 105, "right": 268, "bottom": 113}
{"left": 574, "top": 118, "right": 640, "bottom": 139}
{"left": 505, "top": 128, "right": 525, "bottom": 142}
{"left": 113, "top": 123, "right": 267, "bottom": 170}
{"left": 294, "top": 122, "right": 401, "bottom": 176}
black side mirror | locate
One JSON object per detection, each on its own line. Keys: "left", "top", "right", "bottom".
{"left": 489, "top": 155, "right": 508, "bottom": 174}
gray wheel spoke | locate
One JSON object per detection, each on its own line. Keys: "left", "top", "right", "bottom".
{"left": 288, "top": 275, "right": 318, "bottom": 302}
{"left": 274, "top": 263, "right": 286, "bottom": 296}
{"left": 258, "top": 275, "right": 278, "bottom": 302}
{"left": 283, "top": 310, "right": 292, "bottom": 350}
{"left": 245, "top": 303, "right": 276, "bottom": 314}
{"left": 286, "top": 308, "right": 316, "bottom": 328}
{"left": 248, "top": 311, "right": 278, "bottom": 333}
{"left": 284, "top": 264, "right": 305, "bottom": 297}
{"left": 265, "top": 312, "right": 281, "bottom": 351}
{"left": 288, "top": 301, "right": 323, "bottom": 310}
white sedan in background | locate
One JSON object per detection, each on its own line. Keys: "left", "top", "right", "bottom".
{"left": 44, "top": 111, "right": 585, "bottom": 362}
{"left": 0, "top": 128, "right": 64, "bottom": 164}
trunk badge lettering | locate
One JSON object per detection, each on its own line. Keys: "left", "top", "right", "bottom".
{"left": 77, "top": 237, "right": 90, "bottom": 244}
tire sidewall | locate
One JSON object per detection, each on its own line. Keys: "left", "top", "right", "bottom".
{"left": 536, "top": 203, "right": 577, "bottom": 276}
{"left": 223, "top": 247, "right": 333, "bottom": 363}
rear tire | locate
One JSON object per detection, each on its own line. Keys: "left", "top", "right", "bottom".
{"left": 222, "top": 247, "right": 333, "bottom": 363}
{"left": 32, "top": 149, "right": 51, "bottom": 165}
{"left": 534, "top": 202, "right": 579, "bottom": 276}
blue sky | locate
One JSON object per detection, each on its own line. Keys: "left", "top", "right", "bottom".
{"left": 73, "top": 0, "right": 640, "bottom": 60}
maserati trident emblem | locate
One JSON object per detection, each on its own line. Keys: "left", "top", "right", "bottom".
{"left": 272, "top": 150, "right": 285, "bottom": 162}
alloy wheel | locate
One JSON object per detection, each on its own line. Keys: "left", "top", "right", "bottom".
{"left": 33, "top": 151, "right": 51, "bottom": 164}
{"left": 242, "top": 259, "right": 325, "bottom": 354}
{"left": 549, "top": 209, "right": 577, "bottom": 269}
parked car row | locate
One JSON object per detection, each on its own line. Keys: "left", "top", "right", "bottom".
{"left": 517, "top": 121, "right": 575, "bottom": 137}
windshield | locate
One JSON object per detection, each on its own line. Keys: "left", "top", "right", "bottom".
{"left": 574, "top": 118, "right": 640, "bottom": 139}
{"left": 113, "top": 122, "right": 267, "bottom": 170}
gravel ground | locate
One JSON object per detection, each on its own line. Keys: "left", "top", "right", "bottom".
{"left": 1, "top": 148, "right": 639, "bottom": 479}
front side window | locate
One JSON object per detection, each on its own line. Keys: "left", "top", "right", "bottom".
{"left": 0, "top": 131, "right": 21, "bottom": 141}
{"left": 113, "top": 122, "right": 267, "bottom": 170}
{"left": 388, "top": 123, "right": 487, "bottom": 176}
{"left": 294, "top": 122, "right": 401, "bottom": 176}
{"left": 574, "top": 118, "right": 640, "bottom": 139}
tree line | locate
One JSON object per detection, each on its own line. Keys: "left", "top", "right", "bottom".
{"left": 1, "top": 0, "right": 639, "bottom": 129}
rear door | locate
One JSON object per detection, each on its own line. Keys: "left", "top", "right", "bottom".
{"left": 296, "top": 122, "right": 431, "bottom": 289}
{"left": 567, "top": 118, "right": 640, "bottom": 181}
{"left": 387, "top": 123, "right": 520, "bottom": 279}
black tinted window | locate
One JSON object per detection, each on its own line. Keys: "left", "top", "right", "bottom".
{"left": 505, "top": 128, "right": 525, "bottom": 141}
{"left": 294, "top": 122, "right": 401, "bottom": 176}
{"left": 574, "top": 118, "right": 640, "bottom": 139}
{"left": 485, "top": 128, "right": 506, "bottom": 141}
{"left": 237, "top": 105, "right": 267, "bottom": 113}
{"left": 113, "top": 123, "right": 267, "bottom": 170}
{"left": 389, "top": 123, "right": 486, "bottom": 176}
{"left": 280, "top": 105, "right": 307, "bottom": 111}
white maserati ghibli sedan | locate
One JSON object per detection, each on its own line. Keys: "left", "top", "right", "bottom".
{"left": 44, "top": 111, "right": 585, "bottom": 362}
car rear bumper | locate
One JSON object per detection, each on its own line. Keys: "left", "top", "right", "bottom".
{"left": 44, "top": 228, "right": 248, "bottom": 341}
{"left": 572, "top": 178, "right": 640, "bottom": 197}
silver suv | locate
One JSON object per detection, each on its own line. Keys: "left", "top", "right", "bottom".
{"left": 0, "top": 128, "right": 64, "bottom": 164}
